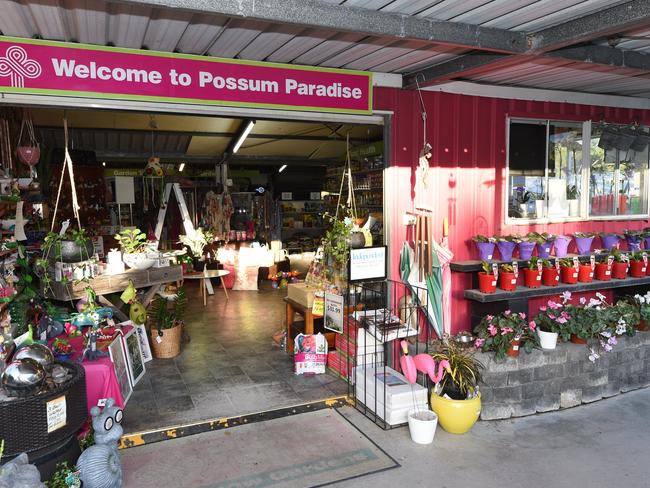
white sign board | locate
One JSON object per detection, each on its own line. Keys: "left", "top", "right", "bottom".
{"left": 281, "top": 192, "right": 293, "bottom": 200}
{"left": 324, "top": 292, "right": 344, "bottom": 334}
{"left": 349, "top": 246, "right": 387, "bottom": 282}
{"left": 46, "top": 395, "right": 67, "bottom": 433}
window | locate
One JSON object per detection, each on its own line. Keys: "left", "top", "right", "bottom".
{"left": 506, "top": 118, "right": 650, "bottom": 223}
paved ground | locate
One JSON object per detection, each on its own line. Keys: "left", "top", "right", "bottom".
{"left": 122, "top": 281, "right": 347, "bottom": 433}
{"left": 121, "top": 387, "right": 650, "bottom": 488}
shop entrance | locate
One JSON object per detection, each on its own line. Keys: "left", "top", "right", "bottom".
{"left": 5, "top": 103, "right": 385, "bottom": 435}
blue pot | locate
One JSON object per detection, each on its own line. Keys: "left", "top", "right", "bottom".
{"left": 537, "top": 240, "right": 554, "bottom": 259}
{"left": 496, "top": 241, "right": 516, "bottom": 262}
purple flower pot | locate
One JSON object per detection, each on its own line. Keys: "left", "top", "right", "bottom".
{"left": 496, "top": 241, "right": 516, "bottom": 262}
{"left": 554, "top": 236, "right": 571, "bottom": 258}
{"left": 575, "top": 236, "right": 594, "bottom": 255}
{"left": 601, "top": 235, "right": 619, "bottom": 250}
{"left": 518, "top": 241, "right": 536, "bottom": 260}
{"left": 537, "top": 240, "right": 554, "bottom": 259}
{"left": 626, "top": 236, "right": 642, "bottom": 251}
{"left": 475, "top": 241, "right": 496, "bottom": 261}
{"left": 645, "top": 236, "right": 650, "bottom": 250}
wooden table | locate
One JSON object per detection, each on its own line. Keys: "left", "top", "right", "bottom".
{"left": 182, "top": 269, "right": 230, "bottom": 306}
{"left": 284, "top": 297, "right": 317, "bottom": 353}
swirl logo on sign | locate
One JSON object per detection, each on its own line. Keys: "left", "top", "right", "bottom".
{"left": 0, "top": 46, "right": 42, "bottom": 88}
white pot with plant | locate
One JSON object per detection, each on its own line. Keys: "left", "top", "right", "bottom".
{"left": 567, "top": 185, "right": 580, "bottom": 217}
{"left": 115, "top": 228, "right": 156, "bottom": 270}
{"left": 535, "top": 194, "right": 547, "bottom": 219}
{"left": 531, "top": 304, "right": 563, "bottom": 350}
{"left": 179, "top": 227, "right": 214, "bottom": 272}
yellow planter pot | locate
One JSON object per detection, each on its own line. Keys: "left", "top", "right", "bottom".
{"left": 430, "top": 392, "right": 481, "bottom": 434}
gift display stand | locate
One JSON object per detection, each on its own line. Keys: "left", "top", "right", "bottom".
{"left": 339, "top": 280, "right": 433, "bottom": 430}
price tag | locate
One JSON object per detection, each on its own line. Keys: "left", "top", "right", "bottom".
{"left": 643, "top": 252, "right": 648, "bottom": 266}
{"left": 492, "top": 263, "right": 499, "bottom": 280}
{"left": 572, "top": 257, "right": 579, "bottom": 270}
{"left": 590, "top": 255, "right": 596, "bottom": 269}
{"left": 156, "top": 336, "right": 162, "bottom": 344}
{"left": 607, "top": 256, "right": 614, "bottom": 269}
{"left": 537, "top": 261, "right": 543, "bottom": 273}
{"left": 554, "top": 258, "right": 560, "bottom": 272}
{"left": 512, "top": 261, "right": 518, "bottom": 278}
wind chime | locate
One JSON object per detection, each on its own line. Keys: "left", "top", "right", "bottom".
{"left": 142, "top": 116, "right": 164, "bottom": 212}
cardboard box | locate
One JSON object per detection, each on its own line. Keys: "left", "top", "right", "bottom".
{"left": 287, "top": 282, "right": 317, "bottom": 308}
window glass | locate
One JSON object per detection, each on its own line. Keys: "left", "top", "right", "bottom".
{"left": 548, "top": 122, "right": 583, "bottom": 218}
{"left": 507, "top": 121, "right": 546, "bottom": 219}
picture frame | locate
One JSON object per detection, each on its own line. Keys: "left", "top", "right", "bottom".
{"left": 123, "top": 327, "right": 146, "bottom": 386}
{"left": 108, "top": 335, "right": 133, "bottom": 404}
{"left": 135, "top": 323, "right": 153, "bottom": 363}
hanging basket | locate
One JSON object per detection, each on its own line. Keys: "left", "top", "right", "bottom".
{"left": 17, "top": 146, "right": 40, "bottom": 166}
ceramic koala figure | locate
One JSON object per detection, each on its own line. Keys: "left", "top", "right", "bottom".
{"left": 0, "top": 453, "right": 46, "bottom": 488}
{"left": 77, "top": 398, "right": 123, "bottom": 488}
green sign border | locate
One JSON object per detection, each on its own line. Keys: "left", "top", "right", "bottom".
{"left": 0, "top": 36, "right": 373, "bottom": 115}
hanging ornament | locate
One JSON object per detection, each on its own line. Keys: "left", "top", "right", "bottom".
{"left": 16, "top": 110, "right": 40, "bottom": 177}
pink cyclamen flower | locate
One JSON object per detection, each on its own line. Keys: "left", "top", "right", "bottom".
{"left": 474, "top": 338, "right": 485, "bottom": 348}
{"left": 561, "top": 291, "right": 572, "bottom": 303}
{"left": 486, "top": 315, "right": 494, "bottom": 321}
{"left": 539, "top": 306, "right": 547, "bottom": 312}
{"left": 608, "top": 336, "right": 617, "bottom": 346}
{"left": 547, "top": 301, "right": 560, "bottom": 310}
{"left": 529, "top": 321, "right": 537, "bottom": 330}
{"left": 504, "top": 310, "right": 511, "bottom": 316}
{"left": 560, "top": 311, "right": 570, "bottom": 320}
{"left": 579, "top": 297, "right": 587, "bottom": 305}
{"left": 519, "top": 312, "right": 526, "bottom": 319}
{"left": 488, "top": 325, "right": 497, "bottom": 336}
{"left": 556, "top": 316, "right": 567, "bottom": 324}
{"left": 501, "top": 327, "right": 514, "bottom": 335}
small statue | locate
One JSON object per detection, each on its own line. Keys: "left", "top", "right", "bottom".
{"left": 77, "top": 398, "right": 123, "bottom": 488}
{"left": 0, "top": 452, "right": 45, "bottom": 488}
{"left": 81, "top": 331, "right": 108, "bottom": 361}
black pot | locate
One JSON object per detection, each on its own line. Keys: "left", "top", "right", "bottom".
{"left": 348, "top": 231, "right": 366, "bottom": 249}
{"left": 57, "top": 240, "right": 94, "bottom": 263}
{"left": 192, "top": 258, "right": 205, "bottom": 272}
{"left": 442, "top": 383, "right": 467, "bottom": 401}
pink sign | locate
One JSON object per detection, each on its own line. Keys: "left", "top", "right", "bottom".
{"left": 0, "top": 36, "right": 372, "bottom": 114}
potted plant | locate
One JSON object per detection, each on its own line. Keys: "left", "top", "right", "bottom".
{"left": 523, "top": 257, "right": 542, "bottom": 288}
{"left": 477, "top": 261, "right": 497, "bottom": 294}
{"left": 472, "top": 235, "right": 496, "bottom": 261}
{"left": 532, "top": 299, "right": 570, "bottom": 349}
{"left": 643, "top": 227, "right": 650, "bottom": 252}
{"left": 179, "top": 228, "right": 215, "bottom": 272}
{"left": 628, "top": 251, "right": 647, "bottom": 277}
{"left": 527, "top": 232, "right": 555, "bottom": 258}
{"left": 514, "top": 187, "right": 533, "bottom": 217}
{"left": 474, "top": 310, "right": 538, "bottom": 359}
{"left": 609, "top": 298, "right": 640, "bottom": 335}
{"left": 517, "top": 235, "right": 536, "bottom": 260}
{"left": 495, "top": 235, "right": 518, "bottom": 262}
{"left": 429, "top": 340, "right": 483, "bottom": 434}
{"left": 498, "top": 263, "right": 517, "bottom": 291}
{"left": 149, "top": 287, "right": 187, "bottom": 359}
{"left": 534, "top": 193, "right": 546, "bottom": 218}
{"left": 566, "top": 295, "right": 611, "bottom": 344}
{"left": 578, "top": 258, "right": 594, "bottom": 282}
{"left": 559, "top": 258, "right": 579, "bottom": 284}
{"left": 51, "top": 338, "right": 74, "bottom": 360}
{"left": 600, "top": 232, "right": 621, "bottom": 251}
{"left": 567, "top": 184, "right": 580, "bottom": 217}
{"left": 541, "top": 259, "right": 559, "bottom": 286}
{"left": 610, "top": 249, "right": 629, "bottom": 279}
{"left": 323, "top": 209, "right": 354, "bottom": 271}
{"left": 573, "top": 232, "right": 595, "bottom": 255}
{"left": 115, "top": 228, "right": 155, "bottom": 270}
{"left": 594, "top": 256, "right": 613, "bottom": 281}
{"left": 42, "top": 228, "right": 94, "bottom": 263}
{"left": 554, "top": 235, "right": 572, "bottom": 258}
{"left": 624, "top": 229, "right": 643, "bottom": 251}
{"left": 632, "top": 292, "right": 650, "bottom": 331}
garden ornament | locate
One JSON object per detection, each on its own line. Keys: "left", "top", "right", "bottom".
{"left": 81, "top": 331, "right": 108, "bottom": 361}
{"left": 77, "top": 398, "right": 123, "bottom": 488}
{"left": 143, "top": 156, "right": 163, "bottom": 177}
{"left": 399, "top": 340, "right": 451, "bottom": 385}
{"left": 0, "top": 452, "right": 45, "bottom": 488}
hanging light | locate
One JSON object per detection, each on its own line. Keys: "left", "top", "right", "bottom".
{"left": 278, "top": 164, "right": 287, "bottom": 173}
{"left": 232, "top": 120, "right": 255, "bottom": 154}
{"left": 179, "top": 162, "right": 186, "bottom": 172}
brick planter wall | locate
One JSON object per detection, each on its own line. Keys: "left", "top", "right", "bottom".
{"left": 477, "top": 331, "right": 650, "bottom": 420}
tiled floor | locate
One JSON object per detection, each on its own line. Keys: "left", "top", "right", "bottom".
{"left": 122, "top": 282, "right": 348, "bottom": 433}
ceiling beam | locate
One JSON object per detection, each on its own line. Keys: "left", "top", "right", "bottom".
{"left": 528, "top": 0, "right": 650, "bottom": 52}
{"left": 118, "top": 0, "right": 528, "bottom": 53}
{"left": 95, "top": 151, "right": 335, "bottom": 165}
{"left": 546, "top": 44, "right": 650, "bottom": 72}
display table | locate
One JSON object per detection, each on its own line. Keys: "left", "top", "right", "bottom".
{"left": 47, "top": 325, "right": 133, "bottom": 414}
{"left": 182, "top": 269, "right": 230, "bottom": 306}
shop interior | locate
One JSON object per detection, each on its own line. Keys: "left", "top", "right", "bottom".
{"left": 0, "top": 105, "right": 384, "bottom": 434}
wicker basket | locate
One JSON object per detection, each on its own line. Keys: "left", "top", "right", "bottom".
{"left": 150, "top": 323, "right": 182, "bottom": 358}
{"left": 0, "top": 361, "right": 87, "bottom": 457}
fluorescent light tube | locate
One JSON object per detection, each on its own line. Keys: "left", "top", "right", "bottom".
{"left": 278, "top": 164, "right": 287, "bottom": 173}
{"left": 179, "top": 162, "right": 186, "bottom": 172}
{"left": 232, "top": 120, "right": 255, "bottom": 154}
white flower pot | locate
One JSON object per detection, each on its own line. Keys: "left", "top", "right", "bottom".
{"left": 568, "top": 199, "right": 580, "bottom": 217}
{"left": 123, "top": 252, "right": 156, "bottom": 270}
{"left": 538, "top": 329, "right": 558, "bottom": 350}
{"left": 518, "top": 203, "right": 528, "bottom": 217}
{"left": 535, "top": 200, "right": 547, "bottom": 218}
{"left": 408, "top": 409, "right": 438, "bottom": 445}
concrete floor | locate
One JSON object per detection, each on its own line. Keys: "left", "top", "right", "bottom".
{"left": 121, "top": 281, "right": 347, "bottom": 433}
{"left": 335, "top": 387, "right": 650, "bottom": 488}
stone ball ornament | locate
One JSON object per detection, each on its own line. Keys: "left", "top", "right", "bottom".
{"left": 13, "top": 343, "right": 55, "bottom": 369}
{"left": 1, "top": 358, "right": 45, "bottom": 396}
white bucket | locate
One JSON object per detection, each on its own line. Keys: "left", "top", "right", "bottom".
{"left": 538, "top": 329, "right": 558, "bottom": 350}
{"left": 408, "top": 410, "right": 438, "bottom": 445}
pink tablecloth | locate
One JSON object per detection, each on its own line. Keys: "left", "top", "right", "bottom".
{"left": 49, "top": 326, "right": 133, "bottom": 414}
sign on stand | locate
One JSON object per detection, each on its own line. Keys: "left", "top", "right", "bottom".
{"left": 349, "top": 246, "right": 387, "bottom": 282}
{"left": 324, "top": 292, "right": 344, "bottom": 334}
{"left": 46, "top": 395, "right": 67, "bottom": 433}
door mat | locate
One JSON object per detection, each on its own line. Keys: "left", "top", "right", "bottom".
{"left": 121, "top": 407, "right": 399, "bottom": 488}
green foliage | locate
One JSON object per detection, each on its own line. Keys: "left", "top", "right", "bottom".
{"left": 629, "top": 251, "right": 645, "bottom": 262}
{"left": 430, "top": 341, "right": 483, "bottom": 397}
{"left": 526, "top": 232, "right": 555, "bottom": 245}
{"left": 178, "top": 228, "right": 214, "bottom": 258}
{"left": 472, "top": 234, "right": 495, "bottom": 243}
{"left": 322, "top": 209, "right": 353, "bottom": 268}
{"left": 573, "top": 232, "right": 596, "bottom": 238}
{"left": 152, "top": 287, "right": 187, "bottom": 335}
{"left": 527, "top": 256, "right": 540, "bottom": 270}
{"left": 611, "top": 248, "right": 628, "bottom": 263}
{"left": 558, "top": 258, "right": 575, "bottom": 268}
{"left": 480, "top": 261, "right": 494, "bottom": 275}
{"left": 541, "top": 258, "right": 555, "bottom": 269}
{"left": 45, "top": 461, "right": 76, "bottom": 488}
{"left": 114, "top": 228, "right": 148, "bottom": 254}
{"left": 499, "top": 263, "right": 515, "bottom": 273}
{"left": 474, "top": 311, "right": 539, "bottom": 361}
{"left": 79, "top": 428, "right": 94, "bottom": 451}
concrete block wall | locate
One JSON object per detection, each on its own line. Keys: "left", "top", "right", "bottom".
{"left": 477, "top": 331, "right": 650, "bottom": 420}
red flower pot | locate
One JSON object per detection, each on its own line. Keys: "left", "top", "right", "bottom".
{"left": 523, "top": 268, "right": 541, "bottom": 288}
{"left": 630, "top": 260, "right": 646, "bottom": 278}
{"left": 541, "top": 267, "right": 559, "bottom": 286}
{"left": 594, "top": 263, "right": 611, "bottom": 281}
{"left": 560, "top": 266, "right": 578, "bottom": 284}
{"left": 570, "top": 334, "right": 588, "bottom": 344}
{"left": 637, "top": 320, "right": 650, "bottom": 332}
{"left": 578, "top": 264, "right": 594, "bottom": 283}
{"left": 478, "top": 272, "right": 497, "bottom": 294}
{"left": 499, "top": 271, "right": 517, "bottom": 291}
{"left": 506, "top": 339, "right": 521, "bottom": 358}
{"left": 611, "top": 261, "right": 628, "bottom": 279}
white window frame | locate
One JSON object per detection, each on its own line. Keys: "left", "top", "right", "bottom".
{"left": 505, "top": 117, "right": 650, "bottom": 225}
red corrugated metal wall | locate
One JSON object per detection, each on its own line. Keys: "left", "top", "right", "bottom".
{"left": 374, "top": 87, "right": 650, "bottom": 335}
